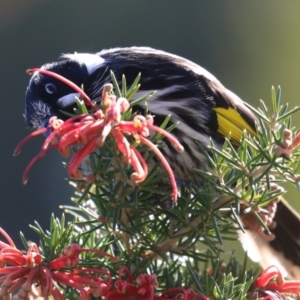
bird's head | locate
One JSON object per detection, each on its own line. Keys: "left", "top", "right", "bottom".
{"left": 24, "top": 53, "right": 106, "bottom": 129}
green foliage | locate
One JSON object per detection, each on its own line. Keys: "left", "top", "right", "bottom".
{"left": 20, "top": 77, "right": 300, "bottom": 299}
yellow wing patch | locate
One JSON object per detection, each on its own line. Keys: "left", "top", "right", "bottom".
{"left": 213, "top": 107, "right": 257, "bottom": 144}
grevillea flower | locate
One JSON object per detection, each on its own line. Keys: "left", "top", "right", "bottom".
{"left": 254, "top": 265, "right": 300, "bottom": 299}
{"left": 0, "top": 227, "right": 117, "bottom": 299}
{"left": 93, "top": 266, "right": 208, "bottom": 300}
{"left": 15, "top": 68, "right": 184, "bottom": 201}
{"left": 0, "top": 228, "right": 209, "bottom": 300}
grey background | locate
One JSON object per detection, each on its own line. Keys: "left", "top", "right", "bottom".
{"left": 1, "top": 1, "right": 300, "bottom": 251}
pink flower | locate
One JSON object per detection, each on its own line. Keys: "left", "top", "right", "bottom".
{"left": 15, "top": 69, "right": 184, "bottom": 201}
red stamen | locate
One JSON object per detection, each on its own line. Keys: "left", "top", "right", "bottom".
{"left": 0, "top": 228, "right": 16, "bottom": 248}
{"left": 130, "top": 146, "right": 148, "bottom": 183}
{"left": 68, "top": 137, "right": 98, "bottom": 178}
{"left": 51, "top": 272, "right": 89, "bottom": 299}
{"left": 148, "top": 123, "right": 184, "bottom": 152}
{"left": 139, "top": 136, "right": 178, "bottom": 201}
{"left": 51, "top": 285, "right": 64, "bottom": 300}
{"left": 40, "top": 266, "right": 53, "bottom": 295}
{"left": 254, "top": 266, "right": 284, "bottom": 288}
{"left": 73, "top": 268, "right": 112, "bottom": 283}
{"left": 78, "top": 248, "right": 118, "bottom": 262}
{"left": 22, "top": 148, "right": 53, "bottom": 185}
{"left": 7, "top": 277, "right": 27, "bottom": 295}
{"left": 118, "top": 266, "right": 134, "bottom": 283}
{"left": 14, "top": 127, "right": 48, "bottom": 156}
{"left": 18, "top": 267, "right": 39, "bottom": 298}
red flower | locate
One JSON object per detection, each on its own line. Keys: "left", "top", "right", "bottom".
{"left": 254, "top": 265, "right": 300, "bottom": 299}
{"left": 0, "top": 228, "right": 117, "bottom": 299}
{"left": 15, "top": 69, "right": 184, "bottom": 201}
{"left": 0, "top": 227, "right": 210, "bottom": 299}
{"left": 96, "top": 266, "right": 208, "bottom": 300}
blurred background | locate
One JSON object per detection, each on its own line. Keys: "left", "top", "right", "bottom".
{"left": 1, "top": 1, "right": 300, "bottom": 258}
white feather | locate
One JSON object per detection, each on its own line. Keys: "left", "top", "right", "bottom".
{"left": 238, "top": 229, "right": 300, "bottom": 279}
{"left": 62, "top": 53, "right": 105, "bottom": 75}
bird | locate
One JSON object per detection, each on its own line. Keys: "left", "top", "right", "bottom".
{"left": 24, "top": 46, "right": 300, "bottom": 279}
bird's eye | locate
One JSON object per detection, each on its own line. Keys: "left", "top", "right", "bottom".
{"left": 44, "top": 83, "right": 57, "bottom": 94}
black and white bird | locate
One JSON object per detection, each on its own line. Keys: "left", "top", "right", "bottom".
{"left": 24, "top": 47, "right": 300, "bottom": 278}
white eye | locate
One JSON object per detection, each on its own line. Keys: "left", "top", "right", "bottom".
{"left": 45, "top": 83, "right": 57, "bottom": 94}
